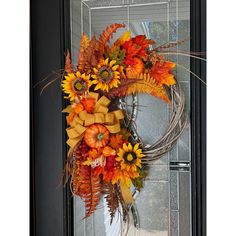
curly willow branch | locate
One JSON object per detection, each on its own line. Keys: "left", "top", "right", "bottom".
{"left": 132, "top": 80, "right": 188, "bottom": 164}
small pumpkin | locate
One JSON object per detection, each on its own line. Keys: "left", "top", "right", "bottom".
{"left": 84, "top": 124, "right": 110, "bottom": 148}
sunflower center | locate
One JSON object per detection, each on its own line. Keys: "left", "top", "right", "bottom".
{"left": 99, "top": 66, "right": 113, "bottom": 83}
{"left": 123, "top": 151, "right": 137, "bottom": 164}
{"left": 97, "top": 133, "right": 104, "bottom": 141}
{"left": 73, "top": 78, "right": 88, "bottom": 94}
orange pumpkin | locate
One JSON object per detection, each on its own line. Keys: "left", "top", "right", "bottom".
{"left": 84, "top": 124, "right": 110, "bottom": 148}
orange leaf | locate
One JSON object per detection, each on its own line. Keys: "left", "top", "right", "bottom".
{"left": 102, "top": 181, "right": 119, "bottom": 224}
{"left": 65, "top": 50, "right": 73, "bottom": 73}
{"left": 108, "top": 73, "right": 170, "bottom": 103}
{"left": 99, "top": 23, "right": 125, "bottom": 46}
{"left": 78, "top": 36, "right": 103, "bottom": 73}
{"left": 72, "top": 162, "right": 102, "bottom": 218}
{"left": 78, "top": 33, "right": 90, "bottom": 70}
{"left": 150, "top": 61, "right": 176, "bottom": 86}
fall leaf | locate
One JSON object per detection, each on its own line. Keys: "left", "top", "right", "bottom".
{"left": 150, "top": 61, "right": 176, "bottom": 86}
{"left": 114, "top": 30, "right": 131, "bottom": 46}
{"left": 65, "top": 50, "right": 73, "bottom": 73}
{"left": 102, "top": 181, "right": 119, "bottom": 224}
{"left": 72, "top": 161, "right": 102, "bottom": 218}
{"left": 122, "top": 35, "right": 154, "bottom": 61}
{"left": 99, "top": 23, "right": 125, "bottom": 47}
{"left": 78, "top": 33, "right": 90, "bottom": 70}
{"left": 78, "top": 36, "right": 103, "bottom": 73}
{"left": 122, "top": 40, "right": 141, "bottom": 60}
{"left": 105, "top": 45, "right": 126, "bottom": 65}
{"left": 132, "top": 169, "right": 148, "bottom": 190}
{"left": 108, "top": 73, "right": 170, "bottom": 103}
{"left": 83, "top": 168, "right": 102, "bottom": 218}
{"left": 131, "top": 35, "right": 155, "bottom": 60}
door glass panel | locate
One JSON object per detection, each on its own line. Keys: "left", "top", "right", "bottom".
{"left": 70, "top": 0, "right": 191, "bottom": 235}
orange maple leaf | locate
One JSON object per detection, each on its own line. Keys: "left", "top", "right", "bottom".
{"left": 150, "top": 61, "right": 176, "bottom": 86}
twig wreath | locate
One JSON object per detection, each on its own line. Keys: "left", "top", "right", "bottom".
{"left": 46, "top": 23, "right": 204, "bottom": 224}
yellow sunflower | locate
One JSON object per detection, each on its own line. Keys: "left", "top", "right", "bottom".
{"left": 113, "top": 143, "right": 144, "bottom": 187}
{"left": 91, "top": 58, "right": 121, "bottom": 92}
{"left": 112, "top": 168, "right": 138, "bottom": 187}
{"left": 117, "top": 143, "right": 144, "bottom": 172}
{"left": 62, "top": 71, "right": 91, "bottom": 101}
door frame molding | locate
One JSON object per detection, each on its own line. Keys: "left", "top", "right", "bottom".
{"left": 190, "top": 0, "right": 207, "bottom": 235}
{"left": 30, "top": 0, "right": 206, "bottom": 235}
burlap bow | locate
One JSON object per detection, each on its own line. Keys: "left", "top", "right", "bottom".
{"left": 63, "top": 92, "right": 124, "bottom": 149}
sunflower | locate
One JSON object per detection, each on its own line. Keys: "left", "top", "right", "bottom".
{"left": 113, "top": 143, "right": 144, "bottom": 187}
{"left": 91, "top": 58, "right": 121, "bottom": 92}
{"left": 62, "top": 71, "right": 91, "bottom": 101}
{"left": 117, "top": 143, "right": 144, "bottom": 172}
{"left": 112, "top": 168, "right": 138, "bottom": 187}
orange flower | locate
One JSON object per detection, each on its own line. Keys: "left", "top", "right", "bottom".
{"left": 83, "top": 146, "right": 117, "bottom": 181}
{"left": 150, "top": 61, "right": 176, "bottom": 86}
{"left": 71, "top": 103, "right": 84, "bottom": 113}
{"left": 125, "top": 58, "right": 144, "bottom": 78}
{"left": 81, "top": 97, "right": 95, "bottom": 113}
{"left": 102, "top": 146, "right": 116, "bottom": 156}
{"left": 103, "top": 155, "right": 117, "bottom": 182}
{"left": 66, "top": 103, "right": 84, "bottom": 125}
{"left": 88, "top": 148, "right": 102, "bottom": 159}
{"left": 83, "top": 148, "right": 105, "bottom": 167}
{"left": 109, "top": 134, "right": 125, "bottom": 150}
{"left": 66, "top": 112, "right": 76, "bottom": 125}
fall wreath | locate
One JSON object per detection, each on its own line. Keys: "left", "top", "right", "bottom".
{"left": 60, "top": 23, "right": 190, "bottom": 224}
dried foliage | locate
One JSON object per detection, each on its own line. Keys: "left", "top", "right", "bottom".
{"left": 72, "top": 162, "right": 102, "bottom": 218}
{"left": 107, "top": 74, "right": 170, "bottom": 103}
{"left": 115, "top": 184, "right": 129, "bottom": 223}
{"left": 77, "top": 33, "right": 90, "bottom": 71}
{"left": 78, "top": 36, "right": 102, "bottom": 74}
{"left": 102, "top": 181, "right": 119, "bottom": 224}
{"left": 65, "top": 50, "right": 73, "bottom": 73}
{"left": 70, "top": 143, "right": 102, "bottom": 218}
{"left": 99, "top": 23, "right": 125, "bottom": 47}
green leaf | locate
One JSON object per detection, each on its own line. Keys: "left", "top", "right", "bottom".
{"left": 132, "top": 169, "right": 148, "bottom": 190}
